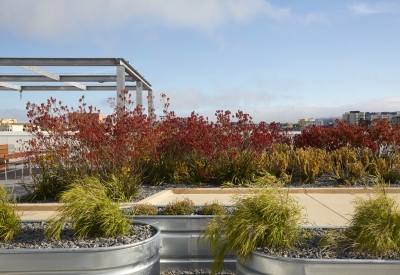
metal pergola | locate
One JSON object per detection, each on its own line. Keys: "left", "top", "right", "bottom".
{"left": 0, "top": 58, "right": 153, "bottom": 116}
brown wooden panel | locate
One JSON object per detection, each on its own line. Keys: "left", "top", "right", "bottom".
{"left": 0, "top": 144, "right": 8, "bottom": 157}
{"left": 4, "top": 152, "right": 26, "bottom": 160}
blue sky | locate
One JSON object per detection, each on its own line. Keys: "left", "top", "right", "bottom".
{"left": 0, "top": 0, "right": 399, "bottom": 123}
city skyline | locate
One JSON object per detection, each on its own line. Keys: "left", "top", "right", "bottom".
{"left": 1, "top": 0, "right": 399, "bottom": 123}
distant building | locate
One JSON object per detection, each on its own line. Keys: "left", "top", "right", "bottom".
{"left": 391, "top": 116, "right": 400, "bottom": 125}
{"left": 365, "top": 112, "right": 396, "bottom": 123}
{"left": 342, "top": 111, "right": 365, "bottom": 125}
{"left": 0, "top": 123, "right": 24, "bottom": 132}
{"left": 0, "top": 118, "right": 24, "bottom": 131}
{"left": 298, "top": 118, "right": 323, "bottom": 128}
{"left": 281, "top": 122, "right": 293, "bottom": 130}
{"left": 0, "top": 119, "right": 17, "bottom": 124}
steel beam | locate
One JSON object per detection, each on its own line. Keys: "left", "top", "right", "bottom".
{"left": 120, "top": 58, "right": 151, "bottom": 90}
{"left": 116, "top": 65, "right": 126, "bottom": 108}
{"left": 0, "top": 75, "right": 136, "bottom": 82}
{"left": 0, "top": 58, "right": 120, "bottom": 66}
{"left": 148, "top": 90, "right": 154, "bottom": 117}
{"left": 0, "top": 85, "right": 137, "bottom": 91}
{"left": 136, "top": 81, "right": 143, "bottom": 108}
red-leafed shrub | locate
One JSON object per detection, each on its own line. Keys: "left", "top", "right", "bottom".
{"left": 293, "top": 119, "right": 400, "bottom": 157}
{"left": 21, "top": 92, "right": 330, "bottom": 200}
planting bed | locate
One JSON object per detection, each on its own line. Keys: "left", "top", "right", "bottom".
{"left": 257, "top": 228, "right": 400, "bottom": 260}
{"left": 0, "top": 222, "right": 156, "bottom": 249}
{"left": 0, "top": 221, "right": 161, "bottom": 275}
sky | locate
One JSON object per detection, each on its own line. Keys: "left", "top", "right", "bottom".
{"left": 0, "top": 0, "right": 399, "bottom": 123}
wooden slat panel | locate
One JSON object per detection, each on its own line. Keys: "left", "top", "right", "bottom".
{"left": 4, "top": 152, "right": 26, "bottom": 160}
{"left": 0, "top": 145, "right": 8, "bottom": 157}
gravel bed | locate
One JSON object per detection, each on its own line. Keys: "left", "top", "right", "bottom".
{"left": 161, "top": 271, "right": 234, "bottom": 275}
{"left": 0, "top": 222, "right": 157, "bottom": 249}
{"left": 257, "top": 228, "right": 400, "bottom": 260}
{"left": 126, "top": 205, "right": 236, "bottom": 215}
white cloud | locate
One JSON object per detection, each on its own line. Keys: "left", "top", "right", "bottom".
{"left": 152, "top": 91, "right": 400, "bottom": 123}
{"left": 347, "top": 2, "right": 399, "bottom": 15}
{"left": 303, "top": 13, "right": 329, "bottom": 25}
{"left": 0, "top": 0, "right": 292, "bottom": 39}
{"left": 0, "top": 0, "right": 329, "bottom": 40}
{"left": 5, "top": 91, "right": 400, "bottom": 124}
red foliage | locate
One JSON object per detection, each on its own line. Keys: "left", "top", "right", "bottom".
{"left": 293, "top": 119, "right": 400, "bottom": 156}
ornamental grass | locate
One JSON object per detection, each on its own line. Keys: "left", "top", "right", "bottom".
{"left": 45, "top": 177, "right": 130, "bottom": 240}
{"left": 344, "top": 185, "right": 400, "bottom": 255}
{"left": 0, "top": 185, "right": 21, "bottom": 242}
{"left": 201, "top": 186, "right": 307, "bottom": 274}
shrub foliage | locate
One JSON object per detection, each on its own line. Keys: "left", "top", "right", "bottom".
{"left": 131, "top": 203, "right": 158, "bottom": 215}
{"left": 200, "top": 201, "right": 227, "bottom": 215}
{"left": 19, "top": 93, "right": 400, "bottom": 201}
{"left": 163, "top": 197, "right": 195, "bottom": 215}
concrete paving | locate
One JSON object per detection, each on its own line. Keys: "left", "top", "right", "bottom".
{"left": 140, "top": 188, "right": 400, "bottom": 227}
{"left": 3, "top": 167, "right": 400, "bottom": 227}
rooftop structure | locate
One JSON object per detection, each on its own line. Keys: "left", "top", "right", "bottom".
{"left": 0, "top": 58, "right": 153, "bottom": 116}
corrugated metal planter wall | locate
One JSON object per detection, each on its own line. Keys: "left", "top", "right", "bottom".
{"left": 236, "top": 251, "right": 400, "bottom": 275}
{"left": 134, "top": 215, "right": 236, "bottom": 271}
{"left": 0, "top": 223, "right": 161, "bottom": 275}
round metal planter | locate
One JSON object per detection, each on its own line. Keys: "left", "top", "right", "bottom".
{"left": 0, "top": 224, "right": 161, "bottom": 275}
{"left": 134, "top": 215, "right": 236, "bottom": 271}
{"left": 236, "top": 251, "right": 400, "bottom": 275}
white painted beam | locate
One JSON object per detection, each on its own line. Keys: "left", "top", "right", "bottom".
{"left": 20, "top": 65, "right": 87, "bottom": 90}
{"left": 20, "top": 66, "right": 60, "bottom": 80}
{"left": 0, "top": 82, "right": 21, "bottom": 90}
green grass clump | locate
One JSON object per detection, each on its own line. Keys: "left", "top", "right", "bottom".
{"left": 45, "top": 177, "right": 130, "bottom": 240}
{"left": 344, "top": 186, "right": 400, "bottom": 255}
{"left": 0, "top": 185, "right": 21, "bottom": 242}
{"left": 200, "top": 201, "right": 227, "bottom": 215}
{"left": 201, "top": 186, "right": 306, "bottom": 274}
{"left": 131, "top": 203, "right": 158, "bottom": 215}
{"left": 163, "top": 197, "right": 195, "bottom": 215}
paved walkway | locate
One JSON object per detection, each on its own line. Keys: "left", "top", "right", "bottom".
{"left": 2, "top": 167, "right": 399, "bottom": 227}
{"left": 139, "top": 188, "right": 400, "bottom": 227}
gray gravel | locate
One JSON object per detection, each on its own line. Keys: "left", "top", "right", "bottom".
{"left": 161, "top": 271, "right": 234, "bottom": 275}
{"left": 0, "top": 222, "right": 157, "bottom": 249}
{"left": 258, "top": 228, "right": 400, "bottom": 260}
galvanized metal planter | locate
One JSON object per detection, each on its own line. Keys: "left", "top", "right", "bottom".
{"left": 133, "top": 215, "right": 236, "bottom": 271}
{"left": 236, "top": 251, "right": 400, "bottom": 275}
{"left": 0, "top": 223, "right": 161, "bottom": 275}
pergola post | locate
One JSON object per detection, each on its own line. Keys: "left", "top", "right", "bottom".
{"left": 136, "top": 81, "right": 143, "bottom": 110}
{"left": 148, "top": 89, "right": 154, "bottom": 118}
{"left": 116, "top": 65, "right": 126, "bottom": 109}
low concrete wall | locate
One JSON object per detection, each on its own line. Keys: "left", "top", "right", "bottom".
{"left": 0, "top": 132, "right": 33, "bottom": 153}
